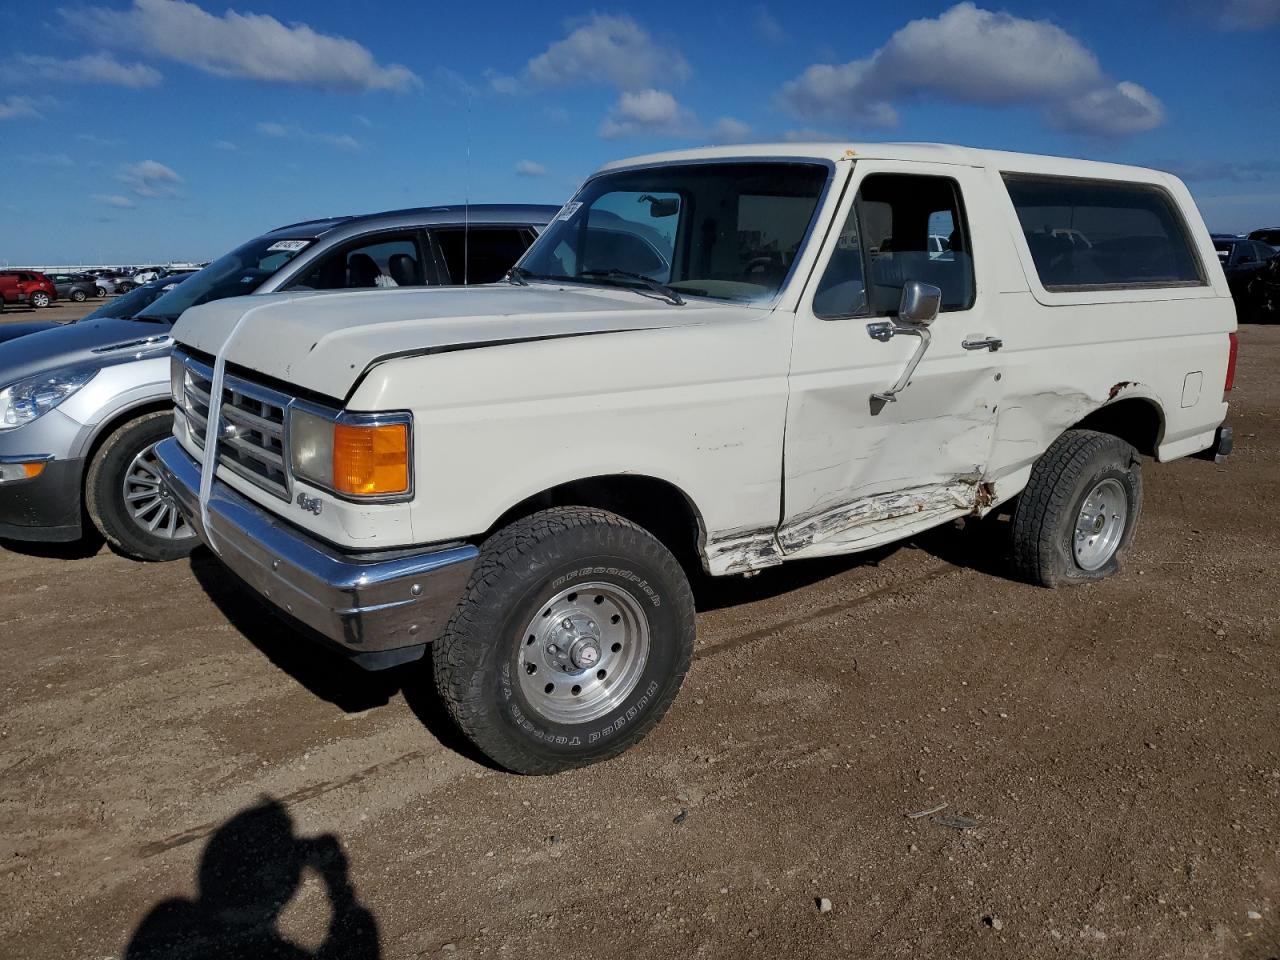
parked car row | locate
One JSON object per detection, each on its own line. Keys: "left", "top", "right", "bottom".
{"left": 0, "top": 270, "right": 58, "bottom": 309}
{"left": 1213, "top": 234, "right": 1280, "bottom": 322}
{"left": 0, "top": 204, "right": 554, "bottom": 558}
{"left": 0, "top": 143, "right": 1241, "bottom": 775}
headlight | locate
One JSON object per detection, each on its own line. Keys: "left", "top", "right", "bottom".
{"left": 0, "top": 367, "right": 97, "bottom": 430}
{"left": 290, "top": 407, "right": 411, "bottom": 499}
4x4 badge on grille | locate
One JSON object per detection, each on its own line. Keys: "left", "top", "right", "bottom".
{"left": 296, "top": 492, "right": 323, "bottom": 516}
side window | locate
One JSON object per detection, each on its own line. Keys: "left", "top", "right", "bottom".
{"left": 289, "top": 233, "right": 425, "bottom": 290}
{"left": 815, "top": 173, "right": 975, "bottom": 318}
{"left": 1236, "top": 244, "right": 1257, "bottom": 265}
{"left": 1003, "top": 175, "right": 1204, "bottom": 290}
{"left": 434, "top": 227, "right": 534, "bottom": 284}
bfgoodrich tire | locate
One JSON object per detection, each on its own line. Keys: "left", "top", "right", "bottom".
{"left": 1011, "top": 429, "right": 1143, "bottom": 587}
{"left": 433, "top": 506, "right": 695, "bottom": 774}
{"left": 85, "top": 412, "right": 197, "bottom": 561}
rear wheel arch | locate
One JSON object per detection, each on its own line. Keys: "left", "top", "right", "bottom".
{"left": 1072, "top": 395, "right": 1165, "bottom": 457}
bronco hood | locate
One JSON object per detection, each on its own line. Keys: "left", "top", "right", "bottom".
{"left": 172, "top": 284, "right": 750, "bottom": 399}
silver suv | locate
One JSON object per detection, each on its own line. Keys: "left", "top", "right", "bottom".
{"left": 0, "top": 204, "right": 554, "bottom": 558}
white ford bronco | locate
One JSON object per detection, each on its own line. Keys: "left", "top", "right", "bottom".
{"left": 156, "top": 143, "right": 1236, "bottom": 774}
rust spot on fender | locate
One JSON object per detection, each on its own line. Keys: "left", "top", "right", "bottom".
{"left": 1109, "top": 381, "right": 1136, "bottom": 400}
{"left": 975, "top": 482, "right": 997, "bottom": 511}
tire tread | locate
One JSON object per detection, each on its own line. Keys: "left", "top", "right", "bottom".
{"left": 433, "top": 506, "right": 694, "bottom": 774}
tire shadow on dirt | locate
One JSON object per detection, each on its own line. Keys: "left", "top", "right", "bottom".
{"left": 187, "top": 548, "right": 498, "bottom": 769}
{"left": 0, "top": 533, "right": 103, "bottom": 560}
{"left": 909, "top": 512, "right": 1017, "bottom": 582}
{"left": 690, "top": 543, "right": 902, "bottom": 612}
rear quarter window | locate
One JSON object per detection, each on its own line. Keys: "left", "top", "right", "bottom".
{"left": 1003, "top": 174, "right": 1205, "bottom": 291}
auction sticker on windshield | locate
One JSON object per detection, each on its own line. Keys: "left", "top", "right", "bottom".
{"left": 267, "top": 240, "right": 309, "bottom": 252}
{"left": 555, "top": 202, "right": 583, "bottom": 222}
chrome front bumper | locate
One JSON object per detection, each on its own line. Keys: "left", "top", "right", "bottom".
{"left": 154, "top": 437, "right": 478, "bottom": 669}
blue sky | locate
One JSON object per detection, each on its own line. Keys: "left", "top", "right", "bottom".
{"left": 1, "top": 0, "right": 1277, "bottom": 264}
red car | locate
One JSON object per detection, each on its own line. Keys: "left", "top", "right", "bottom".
{"left": 0, "top": 270, "right": 58, "bottom": 308}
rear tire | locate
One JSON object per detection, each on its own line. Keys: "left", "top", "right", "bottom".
{"left": 1011, "top": 429, "right": 1143, "bottom": 587}
{"left": 30, "top": 291, "right": 50, "bottom": 308}
{"left": 71, "top": 288, "right": 86, "bottom": 302}
{"left": 433, "top": 506, "right": 695, "bottom": 774}
{"left": 85, "top": 412, "right": 197, "bottom": 562}
{"left": 95, "top": 287, "right": 107, "bottom": 298}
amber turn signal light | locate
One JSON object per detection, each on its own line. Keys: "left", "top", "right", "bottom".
{"left": 331, "top": 422, "right": 409, "bottom": 496}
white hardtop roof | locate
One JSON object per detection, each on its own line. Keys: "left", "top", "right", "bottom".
{"left": 599, "top": 142, "right": 1178, "bottom": 184}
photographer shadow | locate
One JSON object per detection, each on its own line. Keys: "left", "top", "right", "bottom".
{"left": 125, "top": 798, "right": 379, "bottom": 960}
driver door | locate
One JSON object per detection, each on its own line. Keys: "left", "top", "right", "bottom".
{"left": 780, "top": 160, "right": 1007, "bottom": 559}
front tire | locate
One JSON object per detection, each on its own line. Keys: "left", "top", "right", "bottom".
{"left": 95, "top": 287, "right": 107, "bottom": 299}
{"left": 71, "top": 288, "right": 86, "bottom": 302}
{"left": 433, "top": 506, "right": 695, "bottom": 774}
{"left": 85, "top": 412, "right": 197, "bottom": 561}
{"left": 1011, "top": 429, "right": 1143, "bottom": 587}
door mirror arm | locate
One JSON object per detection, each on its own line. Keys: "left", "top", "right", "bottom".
{"left": 865, "top": 281, "right": 942, "bottom": 407}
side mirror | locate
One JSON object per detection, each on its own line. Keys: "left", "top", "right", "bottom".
{"left": 898, "top": 281, "right": 941, "bottom": 325}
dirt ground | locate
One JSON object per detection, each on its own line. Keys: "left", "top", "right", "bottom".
{"left": 1, "top": 309, "right": 1277, "bottom": 960}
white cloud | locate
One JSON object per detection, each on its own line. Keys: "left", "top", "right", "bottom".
{"left": 777, "top": 3, "right": 1165, "bottom": 137}
{"left": 1047, "top": 81, "right": 1167, "bottom": 137}
{"left": 486, "top": 70, "right": 521, "bottom": 95}
{"left": 527, "top": 14, "right": 690, "bottom": 91}
{"left": 783, "top": 128, "right": 846, "bottom": 142}
{"left": 515, "top": 160, "right": 548, "bottom": 177}
{"left": 78, "top": 133, "right": 120, "bottom": 147}
{"left": 64, "top": 0, "right": 419, "bottom": 92}
{"left": 4, "top": 53, "right": 161, "bottom": 88}
{"left": 1188, "top": 0, "right": 1280, "bottom": 29}
{"left": 708, "top": 117, "right": 753, "bottom": 143}
{"left": 93, "top": 193, "right": 137, "bottom": 208}
{"left": 213, "top": 139, "right": 237, "bottom": 151}
{"left": 0, "top": 95, "right": 42, "bottom": 120}
{"left": 116, "top": 159, "right": 183, "bottom": 197}
{"left": 22, "top": 152, "right": 76, "bottom": 168}
{"left": 755, "top": 6, "right": 786, "bottom": 43}
{"left": 256, "top": 121, "right": 360, "bottom": 151}
{"left": 599, "top": 89, "right": 699, "bottom": 138}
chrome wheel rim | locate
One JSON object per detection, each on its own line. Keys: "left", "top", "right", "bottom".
{"left": 32, "top": 293, "right": 48, "bottom": 307}
{"left": 517, "top": 581, "right": 651, "bottom": 725}
{"left": 122, "top": 441, "right": 193, "bottom": 541}
{"left": 1073, "top": 477, "right": 1127, "bottom": 571}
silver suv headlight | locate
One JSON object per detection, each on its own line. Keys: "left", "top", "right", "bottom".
{"left": 0, "top": 367, "right": 97, "bottom": 430}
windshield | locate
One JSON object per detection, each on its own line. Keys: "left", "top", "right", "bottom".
{"left": 137, "top": 235, "right": 312, "bottom": 322}
{"left": 80, "top": 276, "right": 191, "bottom": 322}
{"left": 517, "top": 161, "right": 830, "bottom": 303}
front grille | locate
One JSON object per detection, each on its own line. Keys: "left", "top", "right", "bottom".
{"left": 179, "top": 354, "right": 292, "bottom": 501}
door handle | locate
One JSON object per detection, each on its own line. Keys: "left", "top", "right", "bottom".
{"left": 962, "top": 336, "right": 1003, "bottom": 352}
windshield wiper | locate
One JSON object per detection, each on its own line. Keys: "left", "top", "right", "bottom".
{"left": 580, "top": 269, "right": 684, "bottom": 306}
{"left": 507, "top": 266, "right": 529, "bottom": 286}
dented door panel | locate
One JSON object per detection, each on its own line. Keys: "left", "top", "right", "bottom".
{"left": 782, "top": 160, "right": 1012, "bottom": 560}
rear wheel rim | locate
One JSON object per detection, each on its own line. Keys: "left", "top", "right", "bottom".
{"left": 1073, "top": 477, "right": 1127, "bottom": 571}
{"left": 33, "top": 293, "right": 49, "bottom": 307}
{"left": 122, "top": 441, "right": 193, "bottom": 541}
{"left": 517, "top": 581, "right": 651, "bottom": 725}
